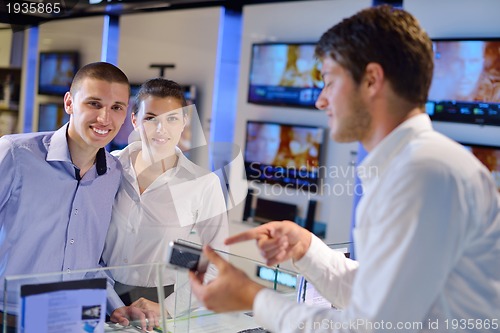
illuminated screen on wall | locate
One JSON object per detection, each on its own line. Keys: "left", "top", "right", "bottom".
{"left": 244, "top": 121, "right": 325, "bottom": 192}
{"left": 248, "top": 43, "right": 323, "bottom": 108}
{"left": 426, "top": 39, "right": 500, "bottom": 126}
{"left": 38, "top": 51, "right": 79, "bottom": 96}
{"left": 461, "top": 142, "right": 500, "bottom": 191}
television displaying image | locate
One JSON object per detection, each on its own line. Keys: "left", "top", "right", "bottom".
{"left": 38, "top": 103, "right": 69, "bottom": 131}
{"left": 426, "top": 39, "right": 500, "bottom": 126}
{"left": 38, "top": 51, "right": 79, "bottom": 96}
{"left": 244, "top": 120, "right": 325, "bottom": 192}
{"left": 248, "top": 43, "right": 323, "bottom": 108}
{"left": 461, "top": 142, "right": 500, "bottom": 191}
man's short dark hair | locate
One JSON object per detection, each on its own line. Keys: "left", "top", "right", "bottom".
{"left": 70, "top": 62, "right": 130, "bottom": 96}
{"left": 315, "top": 5, "right": 434, "bottom": 106}
{"left": 134, "top": 78, "right": 188, "bottom": 115}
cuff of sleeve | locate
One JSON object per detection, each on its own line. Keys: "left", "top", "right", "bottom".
{"left": 293, "top": 234, "right": 327, "bottom": 272}
{"left": 253, "top": 289, "right": 279, "bottom": 332}
{"left": 107, "top": 290, "right": 125, "bottom": 315}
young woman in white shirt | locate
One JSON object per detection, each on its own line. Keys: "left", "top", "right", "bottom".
{"left": 102, "top": 78, "right": 228, "bottom": 318}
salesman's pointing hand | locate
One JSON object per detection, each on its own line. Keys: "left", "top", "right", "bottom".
{"left": 225, "top": 221, "right": 312, "bottom": 266}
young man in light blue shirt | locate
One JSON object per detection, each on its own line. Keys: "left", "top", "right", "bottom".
{"left": 0, "top": 62, "right": 156, "bottom": 330}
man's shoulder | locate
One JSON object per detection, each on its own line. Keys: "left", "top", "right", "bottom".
{"left": 104, "top": 149, "right": 124, "bottom": 173}
{"left": 0, "top": 131, "right": 53, "bottom": 151}
{"left": 401, "top": 131, "right": 485, "bottom": 179}
{"left": 408, "top": 131, "right": 473, "bottom": 164}
{"left": 2, "top": 131, "right": 51, "bottom": 142}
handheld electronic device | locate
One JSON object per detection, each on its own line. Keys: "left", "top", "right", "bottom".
{"left": 167, "top": 241, "right": 208, "bottom": 273}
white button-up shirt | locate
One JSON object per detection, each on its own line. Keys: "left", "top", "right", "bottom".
{"left": 102, "top": 142, "right": 228, "bottom": 314}
{"left": 254, "top": 114, "right": 500, "bottom": 332}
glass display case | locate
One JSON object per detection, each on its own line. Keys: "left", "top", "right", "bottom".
{"left": 2, "top": 247, "right": 303, "bottom": 333}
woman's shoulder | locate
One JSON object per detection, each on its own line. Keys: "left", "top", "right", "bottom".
{"left": 177, "top": 152, "right": 222, "bottom": 185}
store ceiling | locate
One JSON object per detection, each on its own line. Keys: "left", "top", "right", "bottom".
{"left": 0, "top": 1, "right": 404, "bottom": 30}
{"left": 0, "top": 0, "right": 304, "bottom": 29}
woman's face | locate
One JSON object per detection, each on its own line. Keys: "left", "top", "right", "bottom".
{"left": 132, "top": 96, "right": 186, "bottom": 160}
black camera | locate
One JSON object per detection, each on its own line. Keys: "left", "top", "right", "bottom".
{"left": 167, "top": 241, "right": 208, "bottom": 273}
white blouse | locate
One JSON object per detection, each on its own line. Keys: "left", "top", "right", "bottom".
{"left": 102, "top": 142, "right": 228, "bottom": 314}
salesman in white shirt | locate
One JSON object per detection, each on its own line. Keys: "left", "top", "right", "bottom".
{"left": 189, "top": 5, "right": 500, "bottom": 332}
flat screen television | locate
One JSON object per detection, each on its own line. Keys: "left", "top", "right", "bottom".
{"left": 38, "top": 103, "right": 69, "bottom": 131}
{"left": 426, "top": 38, "right": 500, "bottom": 126}
{"left": 244, "top": 120, "right": 325, "bottom": 192}
{"left": 38, "top": 51, "right": 79, "bottom": 96}
{"left": 461, "top": 142, "right": 500, "bottom": 191}
{"left": 253, "top": 198, "right": 298, "bottom": 224}
{"left": 247, "top": 43, "right": 323, "bottom": 108}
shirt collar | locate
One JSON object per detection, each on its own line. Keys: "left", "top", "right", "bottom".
{"left": 46, "top": 123, "right": 72, "bottom": 163}
{"left": 46, "top": 123, "right": 107, "bottom": 175}
{"left": 116, "top": 142, "right": 199, "bottom": 178}
{"left": 95, "top": 147, "right": 107, "bottom": 176}
{"left": 358, "top": 113, "right": 433, "bottom": 184}
{"left": 175, "top": 146, "right": 202, "bottom": 176}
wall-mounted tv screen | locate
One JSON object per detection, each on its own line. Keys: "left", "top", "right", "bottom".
{"left": 244, "top": 121, "right": 325, "bottom": 192}
{"left": 461, "top": 142, "right": 500, "bottom": 191}
{"left": 248, "top": 43, "right": 323, "bottom": 108}
{"left": 38, "top": 51, "right": 79, "bottom": 96}
{"left": 38, "top": 103, "right": 69, "bottom": 131}
{"left": 426, "top": 39, "right": 500, "bottom": 126}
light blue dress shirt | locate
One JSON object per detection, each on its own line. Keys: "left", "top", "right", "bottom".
{"left": 0, "top": 124, "right": 122, "bottom": 311}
